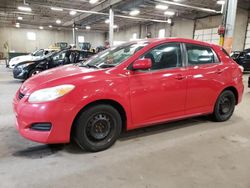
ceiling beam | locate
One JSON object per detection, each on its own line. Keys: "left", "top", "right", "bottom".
{"left": 63, "top": 0, "right": 124, "bottom": 26}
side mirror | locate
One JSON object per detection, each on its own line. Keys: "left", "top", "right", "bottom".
{"left": 132, "top": 58, "right": 152, "bottom": 70}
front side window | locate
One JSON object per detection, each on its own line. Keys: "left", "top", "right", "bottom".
{"left": 52, "top": 51, "right": 66, "bottom": 61}
{"left": 186, "top": 44, "right": 215, "bottom": 65}
{"left": 142, "top": 43, "right": 182, "bottom": 70}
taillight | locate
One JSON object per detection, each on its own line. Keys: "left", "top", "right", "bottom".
{"left": 239, "top": 65, "right": 244, "bottom": 73}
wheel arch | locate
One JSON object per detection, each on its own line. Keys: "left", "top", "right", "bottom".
{"left": 221, "top": 86, "right": 239, "bottom": 105}
{"left": 70, "top": 99, "right": 127, "bottom": 139}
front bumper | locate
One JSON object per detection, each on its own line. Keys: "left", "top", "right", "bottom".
{"left": 13, "top": 91, "right": 76, "bottom": 144}
{"left": 13, "top": 67, "right": 29, "bottom": 79}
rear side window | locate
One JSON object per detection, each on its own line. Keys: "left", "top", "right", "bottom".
{"left": 186, "top": 44, "right": 216, "bottom": 65}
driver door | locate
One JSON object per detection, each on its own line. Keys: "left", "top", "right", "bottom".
{"left": 129, "top": 43, "right": 188, "bottom": 128}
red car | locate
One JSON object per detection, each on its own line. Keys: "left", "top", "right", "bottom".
{"left": 13, "top": 38, "right": 244, "bottom": 152}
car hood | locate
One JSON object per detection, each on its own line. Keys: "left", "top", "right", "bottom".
{"left": 10, "top": 55, "right": 46, "bottom": 67}
{"left": 20, "top": 65, "right": 102, "bottom": 94}
{"left": 9, "top": 55, "right": 32, "bottom": 64}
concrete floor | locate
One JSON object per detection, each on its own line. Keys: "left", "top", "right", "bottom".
{"left": 0, "top": 62, "right": 250, "bottom": 188}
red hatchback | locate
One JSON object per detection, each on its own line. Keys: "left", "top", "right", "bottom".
{"left": 13, "top": 38, "right": 244, "bottom": 152}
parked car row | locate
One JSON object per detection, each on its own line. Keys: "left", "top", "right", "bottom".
{"left": 10, "top": 48, "right": 96, "bottom": 80}
{"left": 13, "top": 38, "right": 245, "bottom": 152}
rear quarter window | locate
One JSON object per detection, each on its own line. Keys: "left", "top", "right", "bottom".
{"left": 186, "top": 44, "right": 219, "bottom": 65}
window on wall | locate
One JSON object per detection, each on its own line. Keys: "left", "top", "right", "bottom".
{"left": 78, "top": 36, "right": 85, "bottom": 43}
{"left": 27, "top": 32, "right": 36, "bottom": 41}
{"left": 132, "top": 33, "right": 137, "bottom": 39}
{"left": 158, "top": 29, "right": 166, "bottom": 38}
{"left": 245, "top": 23, "right": 250, "bottom": 49}
{"left": 194, "top": 28, "right": 219, "bottom": 45}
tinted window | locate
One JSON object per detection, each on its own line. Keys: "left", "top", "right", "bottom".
{"left": 142, "top": 43, "right": 182, "bottom": 70}
{"left": 186, "top": 44, "right": 215, "bottom": 65}
{"left": 52, "top": 51, "right": 66, "bottom": 61}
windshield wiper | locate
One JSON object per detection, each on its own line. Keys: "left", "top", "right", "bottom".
{"left": 100, "top": 64, "right": 116, "bottom": 68}
{"left": 79, "top": 64, "right": 99, "bottom": 69}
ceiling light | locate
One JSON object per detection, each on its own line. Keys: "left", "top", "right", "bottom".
{"left": 16, "top": 24, "right": 20, "bottom": 28}
{"left": 39, "top": 26, "right": 44, "bottom": 30}
{"left": 70, "top": 10, "right": 77, "bottom": 15}
{"left": 167, "top": 18, "right": 172, "bottom": 24}
{"left": 15, "top": 23, "right": 20, "bottom": 28}
{"left": 56, "top": 19, "right": 61, "bottom": 24}
{"left": 49, "top": 25, "right": 53, "bottom": 28}
{"left": 164, "top": 11, "right": 175, "bottom": 16}
{"left": 17, "top": 6, "right": 32, "bottom": 12}
{"left": 89, "top": 0, "right": 99, "bottom": 4}
{"left": 113, "top": 25, "right": 118, "bottom": 29}
{"left": 86, "top": 26, "right": 91, "bottom": 30}
{"left": 75, "top": 27, "right": 78, "bottom": 30}
{"left": 17, "top": 16, "right": 23, "bottom": 20}
{"left": 51, "top": 7, "right": 63, "bottom": 11}
{"left": 217, "top": 0, "right": 225, "bottom": 5}
{"left": 105, "top": 19, "right": 110, "bottom": 24}
{"left": 155, "top": 4, "right": 168, "bottom": 10}
{"left": 129, "top": 9, "right": 140, "bottom": 16}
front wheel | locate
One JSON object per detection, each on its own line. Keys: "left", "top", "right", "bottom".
{"left": 28, "top": 68, "right": 43, "bottom": 78}
{"left": 73, "top": 104, "right": 122, "bottom": 152}
{"left": 212, "top": 90, "right": 236, "bottom": 122}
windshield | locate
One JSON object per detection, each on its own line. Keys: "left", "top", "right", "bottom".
{"left": 81, "top": 42, "right": 148, "bottom": 68}
{"left": 32, "top": 49, "right": 44, "bottom": 56}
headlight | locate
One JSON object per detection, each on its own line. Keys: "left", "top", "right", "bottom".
{"left": 28, "top": 84, "right": 75, "bottom": 103}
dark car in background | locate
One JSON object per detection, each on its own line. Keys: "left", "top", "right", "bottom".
{"left": 13, "top": 49, "right": 94, "bottom": 80}
{"left": 231, "top": 49, "right": 250, "bottom": 71}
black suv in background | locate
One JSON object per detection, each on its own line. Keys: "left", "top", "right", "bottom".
{"left": 13, "top": 49, "right": 95, "bottom": 80}
{"left": 231, "top": 49, "right": 250, "bottom": 71}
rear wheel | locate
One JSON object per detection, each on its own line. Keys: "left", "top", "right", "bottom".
{"left": 73, "top": 104, "right": 122, "bottom": 152}
{"left": 212, "top": 90, "right": 236, "bottom": 122}
{"left": 29, "top": 68, "right": 43, "bottom": 78}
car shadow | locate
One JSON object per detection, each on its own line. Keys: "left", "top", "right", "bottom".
{"left": 12, "top": 144, "right": 65, "bottom": 159}
{"left": 12, "top": 116, "right": 214, "bottom": 157}
{"left": 119, "top": 116, "right": 211, "bottom": 141}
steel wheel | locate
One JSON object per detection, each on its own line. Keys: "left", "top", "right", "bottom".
{"left": 212, "top": 90, "right": 236, "bottom": 122}
{"left": 74, "top": 104, "right": 122, "bottom": 152}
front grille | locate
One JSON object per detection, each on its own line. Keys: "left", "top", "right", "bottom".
{"left": 18, "top": 92, "right": 25, "bottom": 100}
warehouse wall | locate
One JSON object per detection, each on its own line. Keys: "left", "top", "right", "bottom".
{"left": 0, "top": 27, "right": 105, "bottom": 53}
{"left": 114, "top": 18, "right": 194, "bottom": 42}
{"left": 195, "top": 8, "right": 249, "bottom": 51}
{"left": 114, "top": 8, "right": 247, "bottom": 51}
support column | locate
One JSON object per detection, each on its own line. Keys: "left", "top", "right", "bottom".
{"left": 109, "top": 7, "right": 114, "bottom": 47}
{"left": 223, "top": 0, "right": 238, "bottom": 53}
{"left": 72, "top": 23, "right": 76, "bottom": 46}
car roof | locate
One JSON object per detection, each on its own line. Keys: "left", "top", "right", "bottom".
{"left": 135, "top": 38, "right": 221, "bottom": 49}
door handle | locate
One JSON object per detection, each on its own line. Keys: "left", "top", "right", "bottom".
{"left": 174, "top": 74, "right": 185, "bottom": 80}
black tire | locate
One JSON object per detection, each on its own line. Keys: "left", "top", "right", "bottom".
{"left": 28, "top": 68, "right": 43, "bottom": 78}
{"left": 212, "top": 90, "right": 236, "bottom": 122}
{"left": 73, "top": 104, "right": 122, "bottom": 152}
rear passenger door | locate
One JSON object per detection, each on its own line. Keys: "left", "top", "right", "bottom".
{"left": 184, "top": 43, "right": 225, "bottom": 115}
